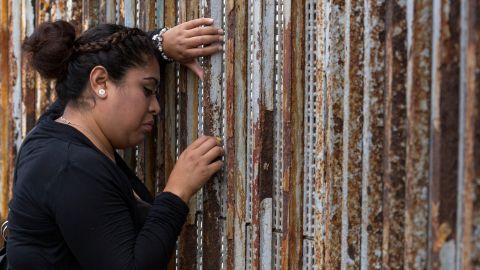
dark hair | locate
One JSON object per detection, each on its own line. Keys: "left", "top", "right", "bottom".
{"left": 23, "top": 20, "right": 157, "bottom": 105}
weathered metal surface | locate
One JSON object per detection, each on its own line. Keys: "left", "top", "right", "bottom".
{"left": 314, "top": 0, "right": 326, "bottom": 268}
{"left": 21, "top": 0, "right": 37, "bottom": 136}
{"left": 302, "top": 0, "right": 317, "bottom": 269}
{"left": 282, "top": 0, "right": 304, "bottom": 269}
{"left": 456, "top": 0, "right": 479, "bottom": 269}
{"left": 340, "top": 0, "right": 363, "bottom": 268}
{"left": 175, "top": 0, "right": 201, "bottom": 268}
{"left": 1, "top": 0, "right": 480, "bottom": 269}
{"left": 201, "top": 0, "right": 226, "bottom": 268}
{"left": 430, "top": 0, "right": 460, "bottom": 268}
{"left": 232, "top": 0, "right": 248, "bottom": 269}
{"left": 361, "top": 0, "right": 386, "bottom": 268}
{"left": 323, "top": 0, "right": 345, "bottom": 268}
{"left": 0, "top": 0, "right": 12, "bottom": 226}
{"left": 382, "top": 1, "right": 407, "bottom": 269}
{"left": 405, "top": 0, "right": 431, "bottom": 268}
{"left": 273, "top": 1, "right": 284, "bottom": 269}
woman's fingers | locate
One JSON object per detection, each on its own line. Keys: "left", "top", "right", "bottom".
{"left": 186, "top": 45, "right": 223, "bottom": 58}
{"left": 202, "top": 146, "right": 224, "bottom": 164}
{"left": 181, "top": 18, "right": 214, "bottom": 30}
{"left": 187, "top": 26, "right": 223, "bottom": 38}
{"left": 184, "top": 61, "right": 204, "bottom": 80}
{"left": 206, "top": 160, "right": 224, "bottom": 176}
{"left": 187, "top": 35, "right": 223, "bottom": 48}
{"left": 187, "top": 135, "right": 210, "bottom": 151}
{"left": 195, "top": 137, "right": 221, "bottom": 156}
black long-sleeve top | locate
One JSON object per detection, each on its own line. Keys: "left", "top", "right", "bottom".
{"left": 6, "top": 101, "right": 189, "bottom": 270}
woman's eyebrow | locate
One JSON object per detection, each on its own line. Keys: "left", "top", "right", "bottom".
{"left": 143, "top": 77, "right": 160, "bottom": 85}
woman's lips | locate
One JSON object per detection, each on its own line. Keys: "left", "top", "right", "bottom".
{"left": 143, "top": 120, "right": 154, "bottom": 132}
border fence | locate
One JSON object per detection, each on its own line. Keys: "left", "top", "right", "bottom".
{"left": 1, "top": 0, "right": 479, "bottom": 269}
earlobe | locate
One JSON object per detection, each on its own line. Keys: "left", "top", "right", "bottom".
{"left": 97, "top": 88, "right": 107, "bottom": 98}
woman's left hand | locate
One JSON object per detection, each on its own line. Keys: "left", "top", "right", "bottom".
{"left": 162, "top": 18, "right": 224, "bottom": 80}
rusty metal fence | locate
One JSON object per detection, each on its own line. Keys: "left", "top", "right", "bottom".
{"left": 1, "top": 0, "right": 479, "bottom": 269}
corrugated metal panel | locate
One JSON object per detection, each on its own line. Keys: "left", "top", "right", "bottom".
{"left": 1, "top": 0, "right": 480, "bottom": 269}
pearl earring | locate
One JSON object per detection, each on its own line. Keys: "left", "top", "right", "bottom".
{"left": 98, "top": 88, "right": 106, "bottom": 96}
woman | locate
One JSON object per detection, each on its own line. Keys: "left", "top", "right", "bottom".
{"left": 6, "top": 18, "right": 224, "bottom": 269}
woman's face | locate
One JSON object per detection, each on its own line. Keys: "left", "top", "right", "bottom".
{"left": 99, "top": 56, "right": 161, "bottom": 149}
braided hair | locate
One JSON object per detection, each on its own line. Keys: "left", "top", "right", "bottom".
{"left": 23, "top": 20, "right": 157, "bottom": 106}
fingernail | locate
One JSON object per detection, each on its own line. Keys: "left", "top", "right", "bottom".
{"left": 216, "top": 137, "right": 222, "bottom": 144}
{"left": 219, "top": 36, "right": 224, "bottom": 42}
{"left": 209, "top": 18, "right": 214, "bottom": 23}
{"left": 218, "top": 29, "right": 224, "bottom": 34}
{"left": 218, "top": 46, "right": 223, "bottom": 51}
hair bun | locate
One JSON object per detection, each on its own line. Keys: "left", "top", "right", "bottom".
{"left": 23, "top": 20, "right": 76, "bottom": 80}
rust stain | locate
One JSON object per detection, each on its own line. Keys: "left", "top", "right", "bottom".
{"left": 314, "top": 0, "right": 326, "bottom": 268}
{"left": 324, "top": 0, "right": 345, "bottom": 268}
{"left": 281, "top": 17, "right": 293, "bottom": 270}
{"left": 342, "top": 0, "right": 364, "bottom": 268}
{"left": 458, "top": 2, "right": 479, "bottom": 269}
{"left": 429, "top": 0, "right": 461, "bottom": 268}
{"left": 1, "top": 0, "right": 479, "bottom": 268}
{"left": 382, "top": 0, "right": 407, "bottom": 269}
{"left": 433, "top": 222, "right": 452, "bottom": 252}
{"left": 225, "top": 1, "right": 236, "bottom": 267}
{"left": 0, "top": 0, "right": 12, "bottom": 224}
{"left": 405, "top": 0, "right": 432, "bottom": 269}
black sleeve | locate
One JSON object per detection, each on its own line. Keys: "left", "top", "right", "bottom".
{"left": 51, "top": 162, "right": 188, "bottom": 270}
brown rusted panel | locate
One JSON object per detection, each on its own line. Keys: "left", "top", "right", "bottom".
{"left": 281, "top": 0, "right": 304, "bottom": 269}
{"left": 458, "top": 1, "right": 480, "bottom": 268}
{"left": 233, "top": 0, "right": 247, "bottom": 268}
{"left": 281, "top": 3, "right": 292, "bottom": 269}
{"left": 98, "top": 0, "right": 107, "bottom": 24}
{"left": 83, "top": 0, "right": 106, "bottom": 28}
{"left": 22, "top": 57, "right": 37, "bottom": 133}
{"left": 137, "top": 0, "right": 157, "bottom": 195}
{"left": 361, "top": 0, "right": 386, "bottom": 268}
{"left": 116, "top": 0, "right": 125, "bottom": 25}
{"left": 382, "top": 0, "right": 407, "bottom": 269}
{"left": 0, "top": 0, "right": 12, "bottom": 224}
{"left": 146, "top": 0, "right": 157, "bottom": 31}
{"left": 162, "top": 1, "right": 178, "bottom": 269}
{"left": 34, "top": 0, "right": 54, "bottom": 119}
{"left": 201, "top": 0, "right": 223, "bottom": 266}
{"left": 136, "top": 0, "right": 158, "bottom": 195}
{"left": 471, "top": 2, "right": 480, "bottom": 266}
{"left": 70, "top": 0, "right": 83, "bottom": 34}
{"left": 21, "top": 0, "right": 37, "bottom": 134}
{"left": 259, "top": 110, "right": 273, "bottom": 200}
{"left": 155, "top": 65, "right": 167, "bottom": 193}
{"left": 341, "top": 0, "right": 364, "bottom": 268}
{"left": 404, "top": 0, "right": 432, "bottom": 268}
{"left": 429, "top": 0, "right": 460, "bottom": 268}
{"left": 175, "top": 1, "right": 199, "bottom": 268}
{"left": 225, "top": 0, "right": 238, "bottom": 269}
{"left": 323, "top": 0, "right": 345, "bottom": 268}
{"left": 162, "top": 0, "right": 178, "bottom": 184}
{"left": 313, "top": 0, "right": 325, "bottom": 268}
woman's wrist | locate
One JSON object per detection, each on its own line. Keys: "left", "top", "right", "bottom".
{"left": 151, "top": 27, "right": 174, "bottom": 63}
{"left": 163, "top": 186, "right": 190, "bottom": 204}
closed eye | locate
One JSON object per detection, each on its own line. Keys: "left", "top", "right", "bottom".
{"left": 143, "top": 87, "right": 156, "bottom": 97}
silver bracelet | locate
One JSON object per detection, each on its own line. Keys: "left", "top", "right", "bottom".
{"left": 152, "top": 27, "right": 174, "bottom": 63}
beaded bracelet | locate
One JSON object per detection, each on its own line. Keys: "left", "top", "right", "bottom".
{"left": 152, "top": 27, "right": 174, "bottom": 63}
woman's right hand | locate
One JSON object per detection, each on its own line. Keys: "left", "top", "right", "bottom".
{"left": 164, "top": 136, "right": 224, "bottom": 203}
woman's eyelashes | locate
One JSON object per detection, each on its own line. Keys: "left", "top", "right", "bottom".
{"left": 143, "top": 86, "right": 157, "bottom": 97}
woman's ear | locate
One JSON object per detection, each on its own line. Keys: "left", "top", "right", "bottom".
{"left": 89, "top": 66, "right": 109, "bottom": 99}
